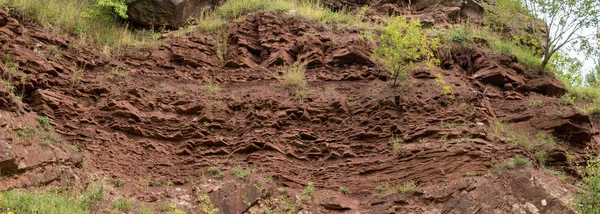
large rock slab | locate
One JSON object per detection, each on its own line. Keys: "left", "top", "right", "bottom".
{"left": 127, "top": 0, "right": 215, "bottom": 28}
{"left": 527, "top": 75, "right": 567, "bottom": 97}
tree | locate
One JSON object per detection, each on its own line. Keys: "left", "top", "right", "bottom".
{"left": 523, "top": 0, "right": 599, "bottom": 71}
{"left": 486, "top": 0, "right": 600, "bottom": 72}
{"left": 373, "top": 17, "right": 439, "bottom": 87}
{"left": 585, "top": 58, "right": 600, "bottom": 86}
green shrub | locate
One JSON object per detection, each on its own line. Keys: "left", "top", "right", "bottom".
{"left": 513, "top": 155, "right": 531, "bottom": 167}
{"left": 112, "top": 197, "right": 133, "bottom": 212}
{"left": 443, "top": 24, "right": 473, "bottom": 45}
{"left": 83, "top": 0, "right": 130, "bottom": 20}
{"left": 373, "top": 16, "right": 439, "bottom": 87}
{"left": 0, "top": 0, "right": 160, "bottom": 56}
{"left": 0, "top": 190, "right": 88, "bottom": 214}
{"left": 215, "top": 0, "right": 375, "bottom": 30}
{"left": 231, "top": 166, "right": 254, "bottom": 180}
{"left": 577, "top": 156, "right": 600, "bottom": 213}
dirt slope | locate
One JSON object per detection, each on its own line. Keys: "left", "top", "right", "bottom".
{"left": 0, "top": 2, "right": 598, "bottom": 214}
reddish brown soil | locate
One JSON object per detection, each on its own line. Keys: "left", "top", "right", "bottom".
{"left": 0, "top": 4, "right": 597, "bottom": 214}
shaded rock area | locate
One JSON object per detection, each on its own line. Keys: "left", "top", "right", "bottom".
{"left": 127, "top": 0, "right": 216, "bottom": 28}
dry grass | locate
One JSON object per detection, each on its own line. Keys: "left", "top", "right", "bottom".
{"left": 0, "top": 0, "right": 161, "bottom": 56}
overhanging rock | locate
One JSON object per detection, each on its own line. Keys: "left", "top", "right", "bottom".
{"left": 127, "top": 0, "right": 215, "bottom": 28}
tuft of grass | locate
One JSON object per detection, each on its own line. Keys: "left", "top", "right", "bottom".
{"left": 464, "top": 172, "right": 478, "bottom": 177}
{"left": 534, "top": 150, "right": 548, "bottom": 166}
{"left": 231, "top": 166, "right": 255, "bottom": 180}
{"left": 0, "top": 0, "right": 161, "bottom": 56}
{"left": 37, "top": 115, "right": 52, "bottom": 131}
{"left": 112, "top": 197, "right": 133, "bottom": 212}
{"left": 474, "top": 28, "right": 541, "bottom": 71}
{"left": 198, "top": 194, "right": 220, "bottom": 214}
{"left": 200, "top": 83, "right": 222, "bottom": 95}
{"left": 215, "top": 0, "right": 376, "bottom": 30}
{"left": 303, "top": 181, "right": 316, "bottom": 197}
{"left": 374, "top": 181, "right": 416, "bottom": 197}
{"left": 440, "top": 121, "right": 466, "bottom": 129}
{"left": 139, "top": 204, "right": 155, "bottom": 214}
{"left": 389, "top": 135, "right": 403, "bottom": 153}
{"left": 107, "top": 67, "right": 130, "bottom": 81}
{"left": 513, "top": 155, "right": 531, "bottom": 167}
{"left": 0, "top": 190, "right": 88, "bottom": 214}
{"left": 529, "top": 99, "right": 544, "bottom": 107}
{"left": 281, "top": 63, "right": 308, "bottom": 90}
{"left": 442, "top": 24, "right": 473, "bottom": 45}
{"left": 338, "top": 186, "right": 347, "bottom": 195}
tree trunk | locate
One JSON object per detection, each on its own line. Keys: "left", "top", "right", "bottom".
{"left": 540, "top": 55, "right": 550, "bottom": 73}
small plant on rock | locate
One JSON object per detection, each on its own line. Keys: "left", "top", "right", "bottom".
{"left": 373, "top": 17, "right": 439, "bottom": 87}
{"left": 338, "top": 186, "right": 348, "bottom": 195}
{"left": 303, "top": 181, "right": 316, "bottom": 197}
{"left": 389, "top": 135, "right": 403, "bottom": 153}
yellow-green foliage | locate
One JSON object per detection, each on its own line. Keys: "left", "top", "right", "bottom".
{"left": 0, "top": 181, "right": 104, "bottom": 214}
{"left": 216, "top": 0, "right": 375, "bottom": 30}
{"left": 577, "top": 156, "right": 600, "bottom": 214}
{"left": 0, "top": 0, "right": 160, "bottom": 55}
{"left": 374, "top": 17, "right": 439, "bottom": 87}
{"left": 281, "top": 63, "right": 308, "bottom": 91}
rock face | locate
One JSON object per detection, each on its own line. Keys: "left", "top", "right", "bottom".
{"left": 127, "top": 0, "right": 215, "bottom": 28}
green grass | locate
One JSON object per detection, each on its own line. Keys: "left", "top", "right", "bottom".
{"left": 513, "top": 155, "right": 531, "bottom": 167}
{"left": 200, "top": 83, "right": 222, "bottom": 95}
{"left": 112, "top": 198, "right": 133, "bottom": 212}
{"left": 389, "top": 135, "right": 403, "bottom": 153}
{"left": 215, "top": 0, "right": 375, "bottom": 30}
{"left": 473, "top": 28, "right": 542, "bottom": 71}
{"left": 0, "top": 0, "right": 161, "bottom": 56}
{"left": 440, "top": 121, "right": 466, "bottom": 129}
{"left": 374, "top": 181, "right": 416, "bottom": 197}
{"left": 441, "top": 24, "right": 473, "bottom": 45}
{"left": 281, "top": 63, "right": 307, "bottom": 90}
{"left": 338, "top": 186, "right": 347, "bottom": 195}
{"left": 0, "top": 190, "right": 88, "bottom": 214}
{"left": 490, "top": 121, "right": 532, "bottom": 150}
{"left": 303, "top": 181, "right": 316, "bottom": 197}
{"left": 0, "top": 181, "right": 104, "bottom": 214}
{"left": 577, "top": 156, "right": 600, "bottom": 213}
{"left": 231, "top": 166, "right": 255, "bottom": 180}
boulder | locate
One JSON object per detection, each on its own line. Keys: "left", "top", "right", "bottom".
{"left": 0, "top": 141, "right": 17, "bottom": 173}
{"left": 127, "top": 0, "right": 215, "bottom": 28}
{"left": 527, "top": 75, "right": 567, "bottom": 97}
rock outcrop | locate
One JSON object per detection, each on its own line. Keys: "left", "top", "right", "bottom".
{"left": 127, "top": 0, "right": 216, "bottom": 28}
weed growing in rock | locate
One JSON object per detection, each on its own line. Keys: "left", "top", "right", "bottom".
{"left": 198, "top": 194, "right": 220, "bottom": 214}
{"left": 434, "top": 73, "right": 454, "bottom": 98}
{"left": 529, "top": 99, "right": 544, "bottom": 107}
{"left": 200, "top": 83, "right": 222, "bottom": 95}
{"left": 338, "top": 186, "right": 347, "bottom": 195}
{"left": 513, "top": 155, "right": 531, "bottom": 167}
{"left": 374, "top": 17, "right": 439, "bottom": 87}
{"left": 231, "top": 166, "right": 255, "bottom": 180}
{"left": 465, "top": 172, "right": 477, "bottom": 177}
{"left": 374, "top": 181, "right": 416, "bottom": 197}
{"left": 534, "top": 150, "right": 548, "bottom": 166}
{"left": 389, "top": 135, "right": 403, "bottom": 153}
{"left": 576, "top": 156, "right": 600, "bottom": 213}
{"left": 37, "top": 115, "right": 52, "bottom": 131}
{"left": 207, "top": 166, "right": 225, "bottom": 179}
{"left": 440, "top": 121, "right": 465, "bottom": 129}
{"left": 303, "top": 181, "right": 316, "bottom": 197}
{"left": 442, "top": 24, "right": 473, "bottom": 45}
{"left": 281, "top": 63, "right": 308, "bottom": 90}
{"left": 107, "top": 67, "right": 130, "bottom": 81}
{"left": 139, "top": 204, "right": 154, "bottom": 214}
{"left": 112, "top": 197, "right": 133, "bottom": 212}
